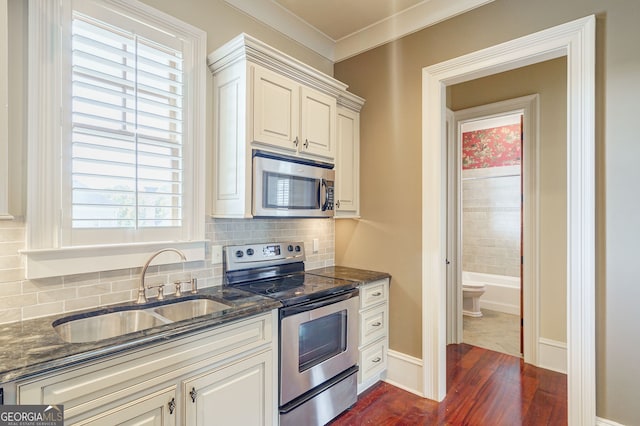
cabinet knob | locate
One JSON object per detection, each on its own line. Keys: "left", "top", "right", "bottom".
{"left": 372, "top": 357, "right": 382, "bottom": 363}
{"left": 304, "top": 139, "right": 309, "bottom": 148}
{"left": 372, "top": 321, "right": 382, "bottom": 327}
{"left": 190, "top": 387, "right": 198, "bottom": 403}
{"left": 168, "top": 397, "right": 176, "bottom": 414}
{"left": 293, "top": 136, "right": 299, "bottom": 146}
{"left": 371, "top": 292, "right": 382, "bottom": 297}
{"left": 336, "top": 200, "right": 341, "bottom": 208}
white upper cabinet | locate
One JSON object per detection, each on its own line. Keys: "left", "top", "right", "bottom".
{"left": 208, "top": 34, "right": 363, "bottom": 218}
{"left": 336, "top": 106, "right": 360, "bottom": 218}
{"left": 300, "top": 87, "right": 336, "bottom": 159}
{"left": 252, "top": 66, "right": 300, "bottom": 153}
{"left": 252, "top": 65, "right": 336, "bottom": 160}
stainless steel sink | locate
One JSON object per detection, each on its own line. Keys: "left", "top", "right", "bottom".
{"left": 53, "top": 310, "right": 167, "bottom": 343}
{"left": 53, "top": 297, "right": 233, "bottom": 343}
{"left": 152, "top": 299, "right": 231, "bottom": 322}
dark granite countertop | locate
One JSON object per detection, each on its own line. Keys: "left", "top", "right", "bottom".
{"left": 0, "top": 286, "right": 281, "bottom": 384}
{"left": 306, "top": 266, "right": 391, "bottom": 285}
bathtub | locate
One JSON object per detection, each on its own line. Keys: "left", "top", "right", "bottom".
{"left": 463, "top": 271, "right": 520, "bottom": 315}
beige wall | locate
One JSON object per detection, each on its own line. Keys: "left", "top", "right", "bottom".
{"left": 335, "top": 0, "right": 640, "bottom": 423}
{"left": 450, "top": 57, "right": 568, "bottom": 343}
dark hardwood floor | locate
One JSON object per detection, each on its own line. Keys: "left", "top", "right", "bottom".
{"left": 331, "top": 344, "right": 567, "bottom": 425}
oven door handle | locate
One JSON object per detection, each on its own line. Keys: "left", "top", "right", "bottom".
{"left": 280, "top": 289, "right": 358, "bottom": 318}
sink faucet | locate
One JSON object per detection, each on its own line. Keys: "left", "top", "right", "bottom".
{"left": 137, "top": 248, "right": 187, "bottom": 304}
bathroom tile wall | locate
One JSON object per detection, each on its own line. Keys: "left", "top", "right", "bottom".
{"left": 462, "top": 166, "right": 521, "bottom": 277}
{"left": 0, "top": 217, "right": 335, "bottom": 324}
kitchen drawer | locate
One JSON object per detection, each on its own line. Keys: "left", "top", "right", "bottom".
{"left": 359, "top": 304, "right": 387, "bottom": 347}
{"left": 17, "top": 313, "right": 273, "bottom": 420}
{"left": 359, "top": 339, "right": 387, "bottom": 385}
{"left": 359, "top": 279, "right": 388, "bottom": 310}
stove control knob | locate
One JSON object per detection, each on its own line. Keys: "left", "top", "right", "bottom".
{"left": 235, "top": 250, "right": 244, "bottom": 258}
{"left": 295, "top": 245, "right": 301, "bottom": 252}
{"left": 287, "top": 245, "right": 294, "bottom": 252}
{"left": 246, "top": 248, "right": 254, "bottom": 256}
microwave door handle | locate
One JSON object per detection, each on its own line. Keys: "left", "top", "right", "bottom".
{"left": 320, "top": 179, "right": 329, "bottom": 211}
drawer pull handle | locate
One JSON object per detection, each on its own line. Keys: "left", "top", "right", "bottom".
{"left": 168, "top": 398, "right": 176, "bottom": 414}
{"left": 190, "top": 387, "right": 198, "bottom": 403}
{"left": 371, "top": 292, "right": 382, "bottom": 296}
{"left": 372, "top": 321, "right": 382, "bottom": 327}
{"left": 372, "top": 357, "right": 382, "bottom": 363}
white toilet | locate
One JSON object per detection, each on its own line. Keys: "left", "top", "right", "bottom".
{"left": 462, "top": 281, "right": 486, "bottom": 317}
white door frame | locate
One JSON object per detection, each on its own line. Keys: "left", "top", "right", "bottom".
{"left": 421, "top": 15, "right": 595, "bottom": 426}
{"left": 449, "top": 95, "right": 539, "bottom": 367}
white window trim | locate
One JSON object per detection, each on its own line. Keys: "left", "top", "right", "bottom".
{"left": 0, "top": 0, "right": 11, "bottom": 220}
{"left": 23, "top": 0, "right": 207, "bottom": 279}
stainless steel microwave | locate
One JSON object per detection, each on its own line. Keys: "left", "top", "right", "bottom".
{"left": 252, "top": 150, "right": 335, "bottom": 218}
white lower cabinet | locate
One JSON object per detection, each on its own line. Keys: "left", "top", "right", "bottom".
{"left": 74, "top": 386, "right": 177, "bottom": 426}
{"left": 16, "top": 311, "right": 277, "bottom": 426}
{"left": 358, "top": 278, "right": 389, "bottom": 393}
{"left": 183, "top": 351, "right": 272, "bottom": 425}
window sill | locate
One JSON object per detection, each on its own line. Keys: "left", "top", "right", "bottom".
{"left": 21, "top": 240, "right": 206, "bottom": 279}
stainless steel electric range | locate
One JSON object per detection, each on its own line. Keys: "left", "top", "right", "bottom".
{"left": 223, "top": 241, "right": 359, "bottom": 426}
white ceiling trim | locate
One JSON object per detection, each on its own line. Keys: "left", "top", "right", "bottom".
{"left": 224, "top": 0, "right": 494, "bottom": 63}
{"left": 335, "top": 0, "right": 495, "bottom": 61}
{"left": 224, "top": 0, "right": 336, "bottom": 61}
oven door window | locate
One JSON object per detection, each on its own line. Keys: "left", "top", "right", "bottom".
{"left": 264, "top": 172, "right": 320, "bottom": 209}
{"left": 298, "top": 310, "right": 347, "bottom": 372}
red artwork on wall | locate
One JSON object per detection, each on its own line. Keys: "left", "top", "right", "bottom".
{"left": 462, "top": 124, "right": 521, "bottom": 170}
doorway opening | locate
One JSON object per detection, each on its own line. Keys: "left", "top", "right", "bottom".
{"left": 446, "top": 95, "right": 540, "bottom": 365}
{"left": 420, "top": 16, "right": 595, "bottom": 424}
{"left": 460, "top": 112, "right": 523, "bottom": 357}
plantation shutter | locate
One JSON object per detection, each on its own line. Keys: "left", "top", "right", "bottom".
{"left": 70, "top": 12, "right": 184, "bottom": 230}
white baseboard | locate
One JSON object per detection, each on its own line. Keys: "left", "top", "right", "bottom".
{"left": 384, "top": 350, "right": 424, "bottom": 397}
{"left": 538, "top": 338, "right": 567, "bottom": 374}
{"left": 480, "top": 300, "right": 520, "bottom": 315}
{"left": 597, "top": 417, "right": 627, "bottom": 426}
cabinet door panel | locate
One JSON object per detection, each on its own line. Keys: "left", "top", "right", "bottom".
{"left": 184, "top": 351, "right": 273, "bottom": 426}
{"left": 336, "top": 108, "right": 359, "bottom": 216}
{"left": 300, "top": 87, "right": 336, "bottom": 159}
{"left": 253, "top": 66, "right": 299, "bottom": 151}
{"left": 71, "top": 387, "right": 176, "bottom": 426}
{"left": 212, "top": 61, "right": 250, "bottom": 217}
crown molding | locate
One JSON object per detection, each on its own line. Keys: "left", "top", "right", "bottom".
{"left": 224, "top": 0, "right": 335, "bottom": 61}
{"left": 335, "top": 0, "right": 494, "bottom": 61}
{"left": 224, "top": 0, "right": 494, "bottom": 63}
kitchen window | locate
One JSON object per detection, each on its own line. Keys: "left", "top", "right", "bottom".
{"left": 23, "top": 0, "right": 206, "bottom": 279}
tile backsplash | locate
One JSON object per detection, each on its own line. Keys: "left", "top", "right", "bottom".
{"left": 0, "top": 217, "right": 335, "bottom": 324}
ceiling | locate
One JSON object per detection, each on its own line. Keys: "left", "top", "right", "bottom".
{"left": 272, "top": 0, "right": 425, "bottom": 41}
{"left": 224, "top": 0, "right": 495, "bottom": 62}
